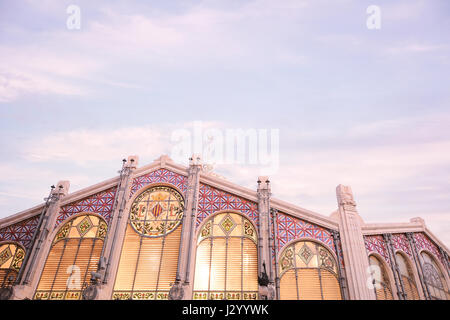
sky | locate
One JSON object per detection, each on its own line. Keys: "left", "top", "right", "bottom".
{"left": 0, "top": 0, "right": 449, "bottom": 246}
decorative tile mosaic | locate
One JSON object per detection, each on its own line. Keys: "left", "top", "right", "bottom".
{"left": 196, "top": 183, "right": 259, "bottom": 227}
{"left": 364, "top": 235, "right": 391, "bottom": 266}
{"left": 130, "top": 168, "right": 188, "bottom": 197}
{"left": 56, "top": 187, "right": 117, "bottom": 226}
{"left": 0, "top": 215, "right": 40, "bottom": 249}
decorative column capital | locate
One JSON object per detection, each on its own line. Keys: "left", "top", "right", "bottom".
{"left": 257, "top": 176, "right": 271, "bottom": 191}
{"left": 126, "top": 155, "right": 139, "bottom": 169}
{"left": 189, "top": 154, "right": 202, "bottom": 167}
{"left": 336, "top": 184, "right": 356, "bottom": 207}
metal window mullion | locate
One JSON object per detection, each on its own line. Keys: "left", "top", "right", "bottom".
{"left": 130, "top": 191, "right": 152, "bottom": 299}
{"left": 81, "top": 237, "right": 98, "bottom": 292}
{"left": 48, "top": 238, "right": 68, "bottom": 298}
{"left": 316, "top": 245, "right": 324, "bottom": 300}
{"left": 407, "top": 233, "right": 431, "bottom": 300}
{"left": 2, "top": 245, "right": 16, "bottom": 287}
{"left": 131, "top": 234, "right": 143, "bottom": 298}
{"left": 241, "top": 234, "right": 244, "bottom": 299}
{"left": 1, "top": 269, "right": 8, "bottom": 287}
{"left": 64, "top": 236, "right": 83, "bottom": 297}
{"left": 384, "top": 234, "right": 406, "bottom": 300}
{"left": 224, "top": 234, "right": 228, "bottom": 299}
{"left": 175, "top": 206, "right": 186, "bottom": 283}
{"left": 207, "top": 218, "right": 215, "bottom": 299}
{"left": 438, "top": 247, "right": 450, "bottom": 279}
{"left": 155, "top": 191, "right": 173, "bottom": 298}
{"left": 292, "top": 245, "right": 299, "bottom": 300}
{"left": 368, "top": 256, "right": 378, "bottom": 300}
{"left": 155, "top": 229, "right": 167, "bottom": 299}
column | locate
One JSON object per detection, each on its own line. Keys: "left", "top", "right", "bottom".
{"left": 169, "top": 155, "right": 202, "bottom": 300}
{"left": 256, "top": 176, "right": 275, "bottom": 299}
{"left": 93, "top": 156, "right": 138, "bottom": 300}
{"left": 9, "top": 181, "right": 70, "bottom": 300}
{"left": 336, "top": 184, "right": 376, "bottom": 300}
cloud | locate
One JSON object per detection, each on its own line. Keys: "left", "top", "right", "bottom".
{"left": 0, "top": 44, "right": 102, "bottom": 102}
{"left": 385, "top": 44, "right": 445, "bottom": 55}
{"left": 24, "top": 126, "right": 171, "bottom": 165}
{"left": 0, "top": 69, "right": 85, "bottom": 103}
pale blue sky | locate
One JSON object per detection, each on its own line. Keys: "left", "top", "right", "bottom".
{"left": 1, "top": 0, "right": 449, "bottom": 245}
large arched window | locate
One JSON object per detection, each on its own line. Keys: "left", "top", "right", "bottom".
{"left": 279, "top": 240, "right": 341, "bottom": 300}
{"left": 34, "top": 214, "right": 107, "bottom": 300}
{"left": 0, "top": 242, "right": 25, "bottom": 287}
{"left": 113, "top": 186, "right": 184, "bottom": 300}
{"left": 395, "top": 252, "right": 419, "bottom": 300}
{"left": 421, "top": 251, "right": 449, "bottom": 300}
{"left": 193, "top": 212, "right": 258, "bottom": 300}
{"left": 369, "top": 255, "right": 394, "bottom": 300}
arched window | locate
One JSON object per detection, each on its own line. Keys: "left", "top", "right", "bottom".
{"left": 34, "top": 214, "right": 107, "bottom": 300}
{"left": 279, "top": 240, "right": 341, "bottom": 300}
{"left": 395, "top": 252, "right": 419, "bottom": 300}
{"left": 113, "top": 186, "right": 184, "bottom": 300}
{"left": 0, "top": 242, "right": 25, "bottom": 287}
{"left": 369, "top": 255, "right": 393, "bottom": 300}
{"left": 193, "top": 212, "right": 258, "bottom": 300}
{"left": 421, "top": 251, "right": 449, "bottom": 300}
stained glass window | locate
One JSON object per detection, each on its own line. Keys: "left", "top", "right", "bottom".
{"left": 193, "top": 212, "right": 258, "bottom": 300}
{"left": 279, "top": 240, "right": 341, "bottom": 300}
{"left": 421, "top": 251, "right": 449, "bottom": 300}
{"left": 34, "top": 214, "right": 107, "bottom": 300}
{"left": 113, "top": 186, "right": 184, "bottom": 300}
{"left": 369, "top": 255, "right": 394, "bottom": 300}
{"left": 0, "top": 242, "right": 25, "bottom": 287}
{"left": 395, "top": 252, "right": 419, "bottom": 300}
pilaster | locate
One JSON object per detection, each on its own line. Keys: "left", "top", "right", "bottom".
{"left": 95, "top": 156, "right": 137, "bottom": 300}
{"left": 10, "top": 181, "right": 69, "bottom": 300}
{"left": 336, "top": 184, "right": 375, "bottom": 300}
{"left": 172, "top": 155, "right": 202, "bottom": 300}
{"left": 256, "top": 177, "right": 274, "bottom": 299}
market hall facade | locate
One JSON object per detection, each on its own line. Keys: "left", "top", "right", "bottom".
{"left": 0, "top": 155, "right": 448, "bottom": 300}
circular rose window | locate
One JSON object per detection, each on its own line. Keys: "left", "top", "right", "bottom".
{"left": 130, "top": 186, "right": 184, "bottom": 237}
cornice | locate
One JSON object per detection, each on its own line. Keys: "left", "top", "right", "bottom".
{"left": 0, "top": 204, "right": 44, "bottom": 229}
{"left": 362, "top": 222, "right": 425, "bottom": 235}
{"left": 0, "top": 175, "right": 120, "bottom": 229}
{"left": 270, "top": 197, "right": 339, "bottom": 230}
{"left": 132, "top": 158, "right": 189, "bottom": 179}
